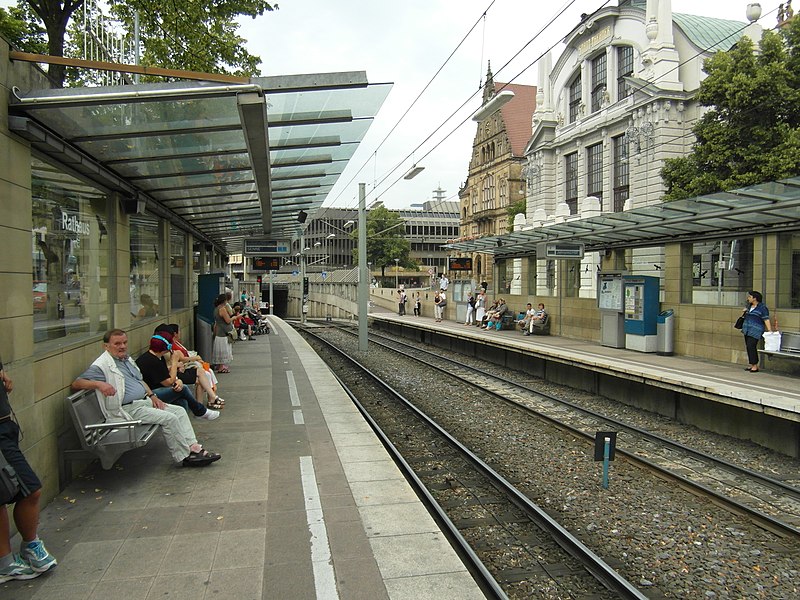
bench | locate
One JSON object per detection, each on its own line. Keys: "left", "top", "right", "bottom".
{"left": 758, "top": 331, "right": 800, "bottom": 370}
{"left": 500, "top": 313, "right": 517, "bottom": 330}
{"left": 528, "top": 313, "right": 551, "bottom": 336}
{"left": 64, "top": 389, "right": 161, "bottom": 470}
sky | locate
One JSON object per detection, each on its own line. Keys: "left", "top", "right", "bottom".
{"left": 238, "top": 0, "right": 779, "bottom": 213}
{"left": 2, "top": 0, "right": 783, "bottom": 213}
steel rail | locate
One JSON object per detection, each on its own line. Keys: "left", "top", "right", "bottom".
{"left": 302, "top": 327, "right": 648, "bottom": 600}
{"left": 349, "top": 325, "right": 800, "bottom": 540}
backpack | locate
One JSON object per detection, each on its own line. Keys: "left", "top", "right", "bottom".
{"left": 468, "top": 296, "right": 476, "bottom": 308}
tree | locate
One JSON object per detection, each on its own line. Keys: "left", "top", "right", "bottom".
{"left": 0, "top": 3, "right": 47, "bottom": 55}
{"left": 350, "top": 206, "right": 412, "bottom": 281}
{"left": 14, "top": 0, "right": 277, "bottom": 88}
{"left": 661, "top": 19, "right": 800, "bottom": 201}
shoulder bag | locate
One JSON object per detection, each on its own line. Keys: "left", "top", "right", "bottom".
{"left": 0, "top": 448, "right": 21, "bottom": 504}
{"left": 734, "top": 314, "right": 745, "bottom": 330}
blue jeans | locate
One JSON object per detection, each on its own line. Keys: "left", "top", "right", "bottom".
{"left": 153, "top": 386, "right": 207, "bottom": 417}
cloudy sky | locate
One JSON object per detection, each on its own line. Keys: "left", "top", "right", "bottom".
{"left": 2, "top": 0, "right": 782, "bottom": 213}
{"left": 239, "top": 0, "right": 778, "bottom": 213}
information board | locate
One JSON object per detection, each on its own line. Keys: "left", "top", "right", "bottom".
{"left": 598, "top": 274, "right": 623, "bottom": 311}
{"left": 243, "top": 239, "right": 290, "bottom": 256}
{"left": 448, "top": 257, "right": 473, "bottom": 271}
{"left": 251, "top": 256, "right": 281, "bottom": 271}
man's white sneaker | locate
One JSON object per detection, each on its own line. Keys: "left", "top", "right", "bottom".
{"left": 200, "top": 409, "right": 220, "bottom": 420}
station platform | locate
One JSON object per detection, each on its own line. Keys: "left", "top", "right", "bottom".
{"left": 369, "top": 309, "right": 800, "bottom": 457}
{"left": 5, "top": 318, "right": 483, "bottom": 600}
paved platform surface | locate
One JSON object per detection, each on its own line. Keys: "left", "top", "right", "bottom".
{"left": 371, "top": 310, "right": 800, "bottom": 422}
{"left": 3, "top": 317, "right": 483, "bottom": 600}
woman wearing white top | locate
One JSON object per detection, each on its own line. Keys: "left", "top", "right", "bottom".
{"left": 474, "top": 289, "right": 486, "bottom": 327}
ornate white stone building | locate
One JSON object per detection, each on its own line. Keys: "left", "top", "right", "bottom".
{"left": 522, "top": 0, "right": 759, "bottom": 297}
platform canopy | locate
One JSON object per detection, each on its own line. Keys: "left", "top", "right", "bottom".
{"left": 9, "top": 72, "right": 391, "bottom": 251}
{"left": 446, "top": 177, "right": 800, "bottom": 258}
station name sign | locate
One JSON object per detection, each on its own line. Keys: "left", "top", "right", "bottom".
{"left": 536, "top": 242, "right": 585, "bottom": 259}
{"left": 448, "top": 257, "right": 473, "bottom": 271}
{"left": 243, "top": 239, "right": 290, "bottom": 256}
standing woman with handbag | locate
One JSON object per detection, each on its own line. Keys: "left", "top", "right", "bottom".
{"left": 741, "top": 290, "right": 772, "bottom": 373}
{"left": 212, "top": 294, "right": 234, "bottom": 373}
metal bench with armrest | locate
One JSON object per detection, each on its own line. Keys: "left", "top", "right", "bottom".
{"left": 64, "top": 389, "right": 161, "bottom": 470}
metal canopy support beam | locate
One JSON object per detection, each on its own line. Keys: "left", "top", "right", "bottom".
{"left": 237, "top": 91, "right": 273, "bottom": 234}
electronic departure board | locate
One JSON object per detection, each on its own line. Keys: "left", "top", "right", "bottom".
{"left": 448, "top": 257, "right": 473, "bottom": 271}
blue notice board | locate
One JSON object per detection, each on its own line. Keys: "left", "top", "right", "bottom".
{"left": 623, "top": 275, "right": 659, "bottom": 335}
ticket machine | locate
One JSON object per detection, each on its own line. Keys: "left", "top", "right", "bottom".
{"left": 623, "top": 275, "right": 660, "bottom": 352}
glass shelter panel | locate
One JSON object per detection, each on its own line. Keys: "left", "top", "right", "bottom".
{"left": 689, "top": 239, "right": 752, "bottom": 306}
{"left": 777, "top": 233, "right": 800, "bottom": 309}
{"left": 130, "top": 214, "right": 162, "bottom": 320}
{"left": 31, "top": 158, "right": 110, "bottom": 346}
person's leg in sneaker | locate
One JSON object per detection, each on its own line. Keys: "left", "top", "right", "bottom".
{"left": 1, "top": 417, "right": 57, "bottom": 579}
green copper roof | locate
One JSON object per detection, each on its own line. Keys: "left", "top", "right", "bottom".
{"left": 673, "top": 13, "right": 746, "bottom": 52}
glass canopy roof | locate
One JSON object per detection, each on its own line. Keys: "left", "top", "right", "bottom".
{"left": 446, "top": 178, "right": 800, "bottom": 258}
{"left": 9, "top": 73, "right": 391, "bottom": 251}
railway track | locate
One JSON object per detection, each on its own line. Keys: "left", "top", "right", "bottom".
{"left": 302, "top": 327, "right": 648, "bottom": 599}
{"left": 339, "top": 323, "right": 800, "bottom": 540}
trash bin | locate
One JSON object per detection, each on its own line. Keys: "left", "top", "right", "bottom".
{"left": 657, "top": 309, "right": 674, "bottom": 356}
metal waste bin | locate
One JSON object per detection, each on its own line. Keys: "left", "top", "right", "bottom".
{"left": 657, "top": 309, "right": 674, "bottom": 356}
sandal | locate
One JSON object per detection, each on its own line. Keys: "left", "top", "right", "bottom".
{"left": 182, "top": 448, "right": 221, "bottom": 466}
{"left": 207, "top": 396, "right": 224, "bottom": 409}
{"left": 216, "top": 366, "right": 230, "bottom": 373}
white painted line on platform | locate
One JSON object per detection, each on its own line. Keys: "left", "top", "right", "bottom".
{"left": 300, "top": 456, "right": 339, "bottom": 600}
{"left": 287, "top": 371, "right": 301, "bottom": 406}
{"left": 293, "top": 409, "right": 305, "bottom": 424}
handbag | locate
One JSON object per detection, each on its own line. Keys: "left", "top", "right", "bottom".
{"left": 0, "top": 448, "right": 21, "bottom": 505}
{"left": 734, "top": 315, "right": 744, "bottom": 330}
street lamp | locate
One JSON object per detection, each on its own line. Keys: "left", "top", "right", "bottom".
{"left": 394, "top": 258, "right": 399, "bottom": 290}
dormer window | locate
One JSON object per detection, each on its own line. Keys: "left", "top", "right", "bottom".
{"left": 591, "top": 53, "right": 607, "bottom": 112}
{"left": 568, "top": 75, "right": 582, "bottom": 123}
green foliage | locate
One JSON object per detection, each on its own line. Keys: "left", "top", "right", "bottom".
{"left": 350, "top": 206, "right": 412, "bottom": 276}
{"left": 0, "top": 4, "right": 47, "bottom": 54}
{"left": 109, "top": 1, "right": 275, "bottom": 79}
{"left": 507, "top": 198, "right": 525, "bottom": 229}
{"left": 17, "top": 0, "right": 277, "bottom": 87}
{"left": 662, "top": 20, "right": 800, "bottom": 200}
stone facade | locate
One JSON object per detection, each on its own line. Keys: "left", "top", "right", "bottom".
{"left": 458, "top": 66, "right": 536, "bottom": 291}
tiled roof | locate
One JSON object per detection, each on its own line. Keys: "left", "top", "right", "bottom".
{"left": 673, "top": 13, "right": 746, "bottom": 52}
{"left": 494, "top": 82, "right": 537, "bottom": 157}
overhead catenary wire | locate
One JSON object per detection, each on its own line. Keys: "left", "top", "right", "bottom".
{"left": 335, "top": 0, "right": 589, "bottom": 214}
{"left": 326, "top": 0, "right": 499, "bottom": 208}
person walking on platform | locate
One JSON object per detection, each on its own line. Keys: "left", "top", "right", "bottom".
{"left": 741, "top": 290, "right": 772, "bottom": 372}
{"left": 0, "top": 358, "right": 58, "bottom": 583}
{"left": 413, "top": 292, "right": 421, "bottom": 316}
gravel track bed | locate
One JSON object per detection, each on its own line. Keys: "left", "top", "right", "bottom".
{"left": 310, "top": 327, "right": 800, "bottom": 599}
